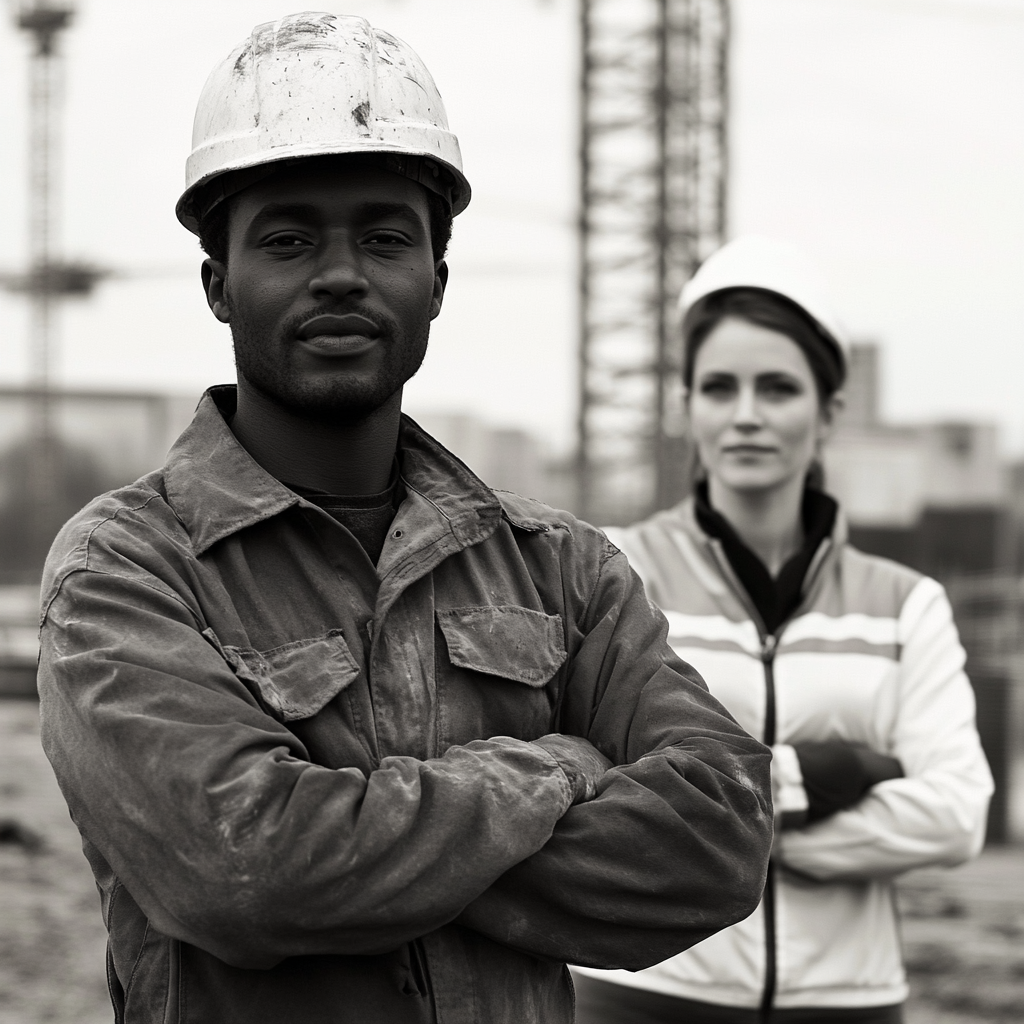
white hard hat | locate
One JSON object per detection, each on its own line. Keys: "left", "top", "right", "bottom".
{"left": 679, "top": 236, "right": 848, "bottom": 354}
{"left": 176, "top": 12, "right": 471, "bottom": 234}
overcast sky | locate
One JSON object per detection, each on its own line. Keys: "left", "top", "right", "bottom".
{"left": 0, "top": 0, "right": 1022, "bottom": 454}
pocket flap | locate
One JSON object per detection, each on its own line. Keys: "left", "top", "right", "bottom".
{"left": 222, "top": 629, "right": 361, "bottom": 722}
{"left": 437, "top": 606, "right": 566, "bottom": 687}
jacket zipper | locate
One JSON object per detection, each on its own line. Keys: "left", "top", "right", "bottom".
{"left": 759, "top": 633, "right": 778, "bottom": 1022}
{"left": 702, "top": 536, "right": 835, "bottom": 1019}
{"left": 704, "top": 539, "right": 832, "bottom": 1020}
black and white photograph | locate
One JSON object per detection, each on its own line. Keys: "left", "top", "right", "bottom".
{"left": 0, "top": 2, "right": 1021, "bottom": 1022}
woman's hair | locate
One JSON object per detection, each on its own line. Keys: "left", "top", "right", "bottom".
{"left": 681, "top": 287, "right": 846, "bottom": 402}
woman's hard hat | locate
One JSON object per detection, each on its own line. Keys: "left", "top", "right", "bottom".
{"left": 176, "top": 12, "right": 471, "bottom": 234}
{"left": 679, "top": 236, "right": 848, "bottom": 355}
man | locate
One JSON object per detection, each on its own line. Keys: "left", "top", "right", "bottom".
{"left": 38, "top": 13, "right": 772, "bottom": 1024}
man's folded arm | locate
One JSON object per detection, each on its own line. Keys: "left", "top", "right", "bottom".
{"left": 457, "top": 546, "right": 774, "bottom": 971}
{"left": 38, "top": 567, "right": 585, "bottom": 970}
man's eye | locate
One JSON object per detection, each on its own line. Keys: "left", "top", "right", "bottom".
{"left": 365, "top": 232, "right": 410, "bottom": 246}
{"left": 263, "top": 234, "right": 308, "bottom": 248}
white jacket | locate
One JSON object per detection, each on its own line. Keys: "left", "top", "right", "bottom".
{"left": 576, "top": 497, "right": 993, "bottom": 1011}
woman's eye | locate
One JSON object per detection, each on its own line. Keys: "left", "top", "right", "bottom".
{"left": 699, "top": 378, "right": 736, "bottom": 397}
{"left": 758, "top": 378, "right": 802, "bottom": 398}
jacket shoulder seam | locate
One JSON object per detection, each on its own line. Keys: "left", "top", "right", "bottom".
{"left": 42, "top": 491, "right": 196, "bottom": 625}
{"left": 80, "top": 491, "right": 167, "bottom": 572}
{"left": 41, "top": 564, "right": 202, "bottom": 631}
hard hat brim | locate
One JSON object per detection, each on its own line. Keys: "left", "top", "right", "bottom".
{"left": 176, "top": 144, "right": 471, "bottom": 235}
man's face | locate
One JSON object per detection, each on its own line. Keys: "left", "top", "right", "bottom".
{"left": 203, "top": 159, "right": 446, "bottom": 423}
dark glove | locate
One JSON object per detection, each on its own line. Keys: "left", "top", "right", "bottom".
{"left": 794, "top": 740, "right": 903, "bottom": 823}
{"left": 532, "top": 734, "right": 613, "bottom": 805}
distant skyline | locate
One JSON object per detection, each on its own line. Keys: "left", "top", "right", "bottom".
{"left": 0, "top": 0, "right": 1021, "bottom": 454}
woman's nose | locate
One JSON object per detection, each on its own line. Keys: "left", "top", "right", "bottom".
{"left": 732, "top": 385, "right": 762, "bottom": 428}
{"left": 307, "top": 240, "right": 369, "bottom": 301}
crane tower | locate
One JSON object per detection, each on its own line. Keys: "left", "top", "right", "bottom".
{"left": 4, "top": 1, "right": 103, "bottom": 562}
{"left": 14, "top": 0, "right": 79, "bottom": 390}
{"left": 576, "top": 0, "right": 729, "bottom": 524}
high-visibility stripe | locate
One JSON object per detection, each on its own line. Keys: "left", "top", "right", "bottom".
{"left": 782, "top": 612, "right": 898, "bottom": 646}
{"left": 779, "top": 638, "right": 898, "bottom": 659}
{"left": 670, "top": 637, "right": 761, "bottom": 657}
{"left": 661, "top": 611, "right": 761, "bottom": 655}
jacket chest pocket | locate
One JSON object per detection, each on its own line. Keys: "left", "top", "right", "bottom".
{"left": 435, "top": 605, "right": 568, "bottom": 747}
{"left": 215, "top": 628, "right": 361, "bottom": 723}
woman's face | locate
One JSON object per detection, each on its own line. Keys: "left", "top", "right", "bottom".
{"left": 687, "top": 316, "right": 837, "bottom": 496}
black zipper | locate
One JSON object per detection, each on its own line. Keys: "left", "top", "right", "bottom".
{"left": 761, "top": 634, "right": 777, "bottom": 747}
{"left": 703, "top": 537, "right": 833, "bottom": 1022}
{"left": 759, "top": 634, "right": 778, "bottom": 1023}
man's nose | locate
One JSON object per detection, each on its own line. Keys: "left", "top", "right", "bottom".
{"left": 307, "top": 239, "right": 369, "bottom": 301}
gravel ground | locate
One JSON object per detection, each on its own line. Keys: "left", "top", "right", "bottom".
{"left": 0, "top": 700, "right": 108, "bottom": 1024}
{"left": 2, "top": 697, "right": 1022, "bottom": 1024}
{"left": 900, "top": 851, "right": 1024, "bottom": 1024}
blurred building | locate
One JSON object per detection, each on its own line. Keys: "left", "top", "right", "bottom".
{"left": 411, "top": 411, "right": 574, "bottom": 511}
{"left": 0, "top": 388, "right": 197, "bottom": 695}
{"left": 827, "top": 343, "right": 1018, "bottom": 843}
{"left": 827, "top": 343, "right": 1004, "bottom": 532}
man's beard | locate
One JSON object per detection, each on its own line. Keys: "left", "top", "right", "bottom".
{"left": 229, "top": 304, "right": 430, "bottom": 427}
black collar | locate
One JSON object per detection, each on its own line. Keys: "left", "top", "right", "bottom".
{"left": 694, "top": 480, "right": 837, "bottom": 634}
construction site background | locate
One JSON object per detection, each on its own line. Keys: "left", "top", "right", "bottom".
{"left": 0, "top": 1, "right": 1021, "bottom": 1021}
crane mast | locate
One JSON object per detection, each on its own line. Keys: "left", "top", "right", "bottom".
{"left": 11, "top": 1, "right": 76, "bottom": 553}
{"left": 18, "top": 1, "right": 74, "bottom": 388}
{"left": 576, "top": 0, "right": 729, "bottom": 524}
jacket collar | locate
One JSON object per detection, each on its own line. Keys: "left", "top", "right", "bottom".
{"left": 668, "top": 491, "right": 849, "bottom": 553}
{"left": 664, "top": 492, "right": 848, "bottom": 624}
{"left": 163, "top": 386, "right": 504, "bottom": 557}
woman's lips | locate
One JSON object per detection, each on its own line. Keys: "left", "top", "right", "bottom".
{"left": 723, "top": 445, "right": 777, "bottom": 455}
{"left": 296, "top": 314, "right": 380, "bottom": 356}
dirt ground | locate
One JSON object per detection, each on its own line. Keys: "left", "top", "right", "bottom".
{"left": 1, "top": 698, "right": 1022, "bottom": 1024}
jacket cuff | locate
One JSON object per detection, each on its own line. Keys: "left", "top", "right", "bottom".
{"left": 772, "top": 743, "right": 808, "bottom": 829}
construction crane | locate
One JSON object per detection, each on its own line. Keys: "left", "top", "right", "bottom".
{"left": 575, "top": 0, "right": 729, "bottom": 524}
{"left": 1, "top": 0, "right": 108, "bottom": 562}
{"left": 4, "top": 1, "right": 107, "bottom": 383}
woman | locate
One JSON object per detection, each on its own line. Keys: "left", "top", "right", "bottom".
{"left": 573, "top": 237, "right": 993, "bottom": 1024}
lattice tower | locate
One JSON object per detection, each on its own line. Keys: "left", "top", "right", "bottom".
{"left": 576, "top": 0, "right": 729, "bottom": 524}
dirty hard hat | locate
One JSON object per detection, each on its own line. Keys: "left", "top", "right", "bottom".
{"left": 176, "top": 12, "right": 471, "bottom": 234}
{"left": 680, "top": 236, "right": 848, "bottom": 357}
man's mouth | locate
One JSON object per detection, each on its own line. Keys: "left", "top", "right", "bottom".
{"left": 297, "top": 314, "right": 380, "bottom": 341}
{"left": 295, "top": 314, "right": 381, "bottom": 357}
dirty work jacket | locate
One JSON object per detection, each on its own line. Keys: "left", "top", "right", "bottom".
{"left": 577, "top": 498, "right": 993, "bottom": 1012}
{"left": 37, "top": 389, "right": 773, "bottom": 1024}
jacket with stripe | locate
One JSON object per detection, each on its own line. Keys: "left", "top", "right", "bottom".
{"left": 575, "top": 496, "right": 993, "bottom": 1011}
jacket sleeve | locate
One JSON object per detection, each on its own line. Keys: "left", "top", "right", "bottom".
{"left": 38, "top": 563, "right": 580, "bottom": 970}
{"left": 777, "top": 577, "right": 993, "bottom": 881}
{"left": 457, "top": 541, "right": 774, "bottom": 971}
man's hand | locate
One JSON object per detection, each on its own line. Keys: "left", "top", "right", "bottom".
{"left": 532, "top": 734, "right": 612, "bottom": 805}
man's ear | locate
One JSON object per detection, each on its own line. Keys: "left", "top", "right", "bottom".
{"left": 430, "top": 260, "right": 448, "bottom": 321}
{"left": 201, "top": 259, "right": 231, "bottom": 324}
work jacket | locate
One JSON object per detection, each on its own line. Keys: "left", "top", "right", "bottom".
{"left": 37, "top": 389, "right": 772, "bottom": 1024}
{"left": 576, "top": 497, "right": 993, "bottom": 1012}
